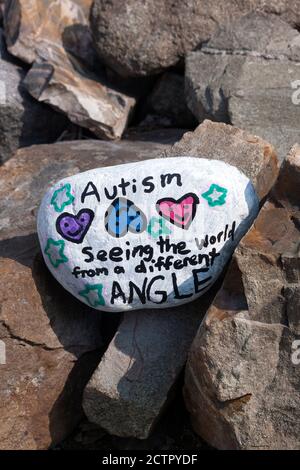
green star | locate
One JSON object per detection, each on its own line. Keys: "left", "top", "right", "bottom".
{"left": 147, "top": 216, "right": 171, "bottom": 239}
{"left": 51, "top": 183, "right": 75, "bottom": 213}
{"left": 201, "top": 184, "right": 228, "bottom": 207}
{"left": 79, "top": 284, "right": 106, "bottom": 308}
{"left": 44, "top": 238, "right": 68, "bottom": 268}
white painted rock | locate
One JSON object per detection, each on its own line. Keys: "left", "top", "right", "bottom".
{"left": 37, "top": 157, "right": 259, "bottom": 312}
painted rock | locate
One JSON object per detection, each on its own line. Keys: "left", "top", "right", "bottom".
{"left": 37, "top": 157, "right": 259, "bottom": 312}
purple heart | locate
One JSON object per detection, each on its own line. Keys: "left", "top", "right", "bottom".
{"left": 56, "top": 209, "right": 94, "bottom": 244}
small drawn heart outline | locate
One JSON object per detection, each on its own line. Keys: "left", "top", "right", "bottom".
{"left": 56, "top": 208, "right": 94, "bottom": 244}
{"left": 105, "top": 197, "right": 147, "bottom": 238}
{"left": 156, "top": 193, "right": 199, "bottom": 229}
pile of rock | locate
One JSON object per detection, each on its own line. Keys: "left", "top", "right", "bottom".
{"left": 0, "top": 0, "right": 300, "bottom": 451}
{"left": 0, "top": 131, "right": 182, "bottom": 449}
{"left": 4, "top": 0, "right": 135, "bottom": 141}
{"left": 82, "top": 120, "right": 278, "bottom": 440}
{"left": 91, "top": 0, "right": 300, "bottom": 77}
{"left": 0, "top": 29, "right": 67, "bottom": 163}
{"left": 185, "top": 144, "right": 300, "bottom": 449}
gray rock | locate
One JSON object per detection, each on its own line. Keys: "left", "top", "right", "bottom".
{"left": 0, "top": 133, "right": 181, "bottom": 449}
{"left": 229, "top": 59, "right": 300, "bottom": 163}
{"left": 185, "top": 12, "right": 300, "bottom": 160}
{"left": 184, "top": 144, "right": 300, "bottom": 449}
{"left": 186, "top": 52, "right": 234, "bottom": 123}
{"left": 0, "top": 29, "right": 67, "bottom": 163}
{"left": 83, "top": 303, "right": 215, "bottom": 439}
{"left": 91, "top": 1, "right": 300, "bottom": 77}
{"left": 203, "top": 11, "right": 300, "bottom": 59}
{"left": 4, "top": 0, "right": 136, "bottom": 140}
{"left": 83, "top": 120, "right": 279, "bottom": 439}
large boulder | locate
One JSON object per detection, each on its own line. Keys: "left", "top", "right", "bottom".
{"left": 91, "top": 0, "right": 300, "bottom": 77}
{"left": 185, "top": 12, "right": 300, "bottom": 160}
{"left": 3, "top": 0, "right": 135, "bottom": 139}
{"left": 0, "top": 133, "right": 180, "bottom": 449}
{"left": 0, "top": 29, "right": 67, "bottom": 164}
{"left": 184, "top": 143, "right": 300, "bottom": 449}
{"left": 83, "top": 120, "right": 279, "bottom": 439}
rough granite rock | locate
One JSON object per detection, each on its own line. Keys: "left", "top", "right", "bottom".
{"left": 184, "top": 143, "right": 300, "bottom": 450}
{"left": 83, "top": 120, "right": 279, "bottom": 439}
{"left": 229, "top": 60, "right": 300, "bottom": 163}
{"left": 166, "top": 120, "right": 279, "bottom": 201}
{"left": 4, "top": 0, "right": 135, "bottom": 139}
{"left": 0, "top": 133, "right": 181, "bottom": 449}
{"left": 185, "top": 12, "right": 300, "bottom": 160}
{"left": 203, "top": 11, "right": 300, "bottom": 59}
{"left": 91, "top": 0, "right": 300, "bottom": 77}
{"left": 0, "top": 29, "right": 67, "bottom": 164}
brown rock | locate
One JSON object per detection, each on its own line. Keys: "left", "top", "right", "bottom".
{"left": 83, "top": 120, "right": 279, "bottom": 439}
{"left": 166, "top": 120, "right": 279, "bottom": 200}
{"left": 184, "top": 144, "right": 300, "bottom": 449}
{"left": 4, "top": 0, "right": 135, "bottom": 139}
{"left": 4, "top": 0, "right": 92, "bottom": 64}
{"left": 0, "top": 254, "right": 103, "bottom": 450}
{"left": 91, "top": 0, "right": 300, "bottom": 77}
{"left": 0, "top": 133, "right": 180, "bottom": 449}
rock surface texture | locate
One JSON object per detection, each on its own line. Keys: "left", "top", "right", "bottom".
{"left": 0, "top": 29, "right": 67, "bottom": 163}
{"left": 166, "top": 120, "right": 279, "bottom": 201}
{"left": 185, "top": 12, "right": 300, "bottom": 160}
{"left": 184, "top": 143, "right": 300, "bottom": 450}
{"left": 83, "top": 120, "right": 279, "bottom": 439}
{"left": 4, "top": 0, "right": 135, "bottom": 139}
{"left": 91, "top": 0, "right": 300, "bottom": 77}
{"left": 0, "top": 0, "right": 298, "bottom": 452}
{"left": 0, "top": 134, "right": 180, "bottom": 449}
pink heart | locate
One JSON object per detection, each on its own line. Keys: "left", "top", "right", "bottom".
{"left": 156, "top": 193, "right": 199, "bottom": 229}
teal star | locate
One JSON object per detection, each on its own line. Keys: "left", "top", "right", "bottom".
{"left": 147, "top": 216, "right": 171, "bottom": 239}
{"left": 44, "top": 238, "right": 68, "bottom": 268}
{"left": 51, "top": 183, "right": 75, "bottom": 213}
{"left": 79, "top": 284, "right": 106, "bottom": 308}
{"left": 201, "top": 184, "right": 228, "bottom": 207}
